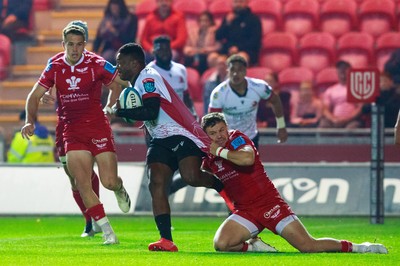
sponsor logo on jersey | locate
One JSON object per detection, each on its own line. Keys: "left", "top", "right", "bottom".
{"left": 66, "top": 76, "right": 81, "bottom": 90}
{"left": 231, "top": 136, "right": 246, "bottom": 150}
{"left": 76, "top": 67, "right": 88, "bottom": 73}
{"left": 143, "top": 78, "right": 156, "bottom": 92}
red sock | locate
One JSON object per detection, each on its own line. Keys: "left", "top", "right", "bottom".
{"left": 241, "top": 242, "right": 249, "bottom": 252}
{"left": 86, "top": 203, "right": 106, "bottom": 222}
{"left": 218, "top": 189, "right": 234, "bottom": 212}
{"left": 72, "top": 190, "right": 91, "bottom": 222}
{"left": 341, "top": 240, "right": 353, "bottom": 252}
{"left": 91, "top": 171, "right": 100, "bottom": 198}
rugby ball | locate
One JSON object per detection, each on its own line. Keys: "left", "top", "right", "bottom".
{"left": 119, "top": 87, "right": 143, "bottom": 124}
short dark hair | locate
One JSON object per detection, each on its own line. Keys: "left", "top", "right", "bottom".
{"left": 118, "top": 42, "right": 145, "bottom": 65}
{"left": 227, "top": 54, "right": 248, "bottom": 68}
{"left": 201, "top": 112, "right": 228, "bottom": 131}
{"left": 335, "top": 60, "right": 351, "bottom": 69}
{"left": 153, "top": 35, "right": 171, "bottom": 46}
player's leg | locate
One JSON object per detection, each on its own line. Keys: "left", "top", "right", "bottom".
{"left": 147, "top": 162, "right": 178, "bottom": 252}
{"left": 214, "top": 214, "right": 277, "bottom": 252}
{"left": 67, "top": 150, "right": 118, "bottom": 244}
{"left": 95, "top": 151, "right": 131, "bottom": 213}
{"left": 279, "top": 215, "right": 388, "bottom": 253}
{"left": 57, "top": 124, "right": 100, "bottom": 236}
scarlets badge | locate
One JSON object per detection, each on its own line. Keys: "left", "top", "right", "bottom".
{"left": 143, "top": 78, "right": 155, "bottom": 92}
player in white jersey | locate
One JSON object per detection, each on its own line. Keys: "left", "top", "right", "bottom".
{"left": 113, "top": 42, "right": 230, "bottom": 252}
{"left": 209, "top": 54, "right": 288, "bottom": 147}
{"left": 147, "top": 35, "right": 197, "bottom": 194}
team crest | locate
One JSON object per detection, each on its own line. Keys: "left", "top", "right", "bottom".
{"left": 143, "top": 78, "right": 155, "bottom": 92}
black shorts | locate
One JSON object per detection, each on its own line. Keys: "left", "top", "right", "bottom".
{"left": 147, "top": 135, "right": 205, "bottom": 172}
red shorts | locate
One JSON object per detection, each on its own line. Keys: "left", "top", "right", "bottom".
{"left": 234, "top": 197, "right": 295, "bottom": 235}
{"left": 55, "top": 120, "right": 65, "bottom": 158}
{"left": 63, "top": 119, "right": 116, "bottom": 157}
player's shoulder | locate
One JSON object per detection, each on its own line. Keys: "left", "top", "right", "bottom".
{"left": 229, "top": 130, "right": 250, "bottom": 150}
{"left": 246, "top": 76, "right": 267, "bottom": 88}
{"left": 171, "top": 61, "right": 186, "bottom": 71}
{"left": 214, "top": 79, "right": 229, "bottom": 92}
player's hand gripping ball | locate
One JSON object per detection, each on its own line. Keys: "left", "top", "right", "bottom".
{"left": 119, "top": 87, "right": 143, "bottom": 124}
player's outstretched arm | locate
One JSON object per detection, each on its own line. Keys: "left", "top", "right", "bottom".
{"left": 21, "top": 83, "right": 47, "bottom": 139}
{"left": 267, "top": 92, "right": 288, "bottom": 143}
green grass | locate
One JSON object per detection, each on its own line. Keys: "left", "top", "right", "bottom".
{"left": 0, "top": 216, "right": 398, "bottom": 266}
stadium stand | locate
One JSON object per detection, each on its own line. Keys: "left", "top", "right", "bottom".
{"left": 282, "top": 0, "right": 320, "bottom": 38}
{"left": 208, "top": 0, "right": 230, "bottom": 26}
{"left": 319, "top": 0, "right": 358, "bottom": 39}
{"left": 246, "top": 66, "right": 272, "bottom": 80}
{"left": 336, "top": 32, "right": 374, "bottom": 68}
{"left": 358, "top": 0, "right": 396, "bottom": 39}
{"left": 0, "top": 34, "right": 11, "bottom": 80}
{"left": 298, "top": 31, "right": 336, "bottom": 74}
{"left": 259, "top": 32, "right": 297, "bottom": 73}
{"left": 186, "top": 67, "right": 202, "bottom": 103}
{"left": 249, "top": 0, "right": 282, "bottom": 35}
{"left": 315, "top": 67, "right": 339, "bottom": 96}
{"left": 174, "top": 0, "right": 207, "bottom": 30}
{"left": 278, "top": 66, "right": 314, "bottom": 98}
{"left": 375, "top": 32, "right": 400, "bottom": 72}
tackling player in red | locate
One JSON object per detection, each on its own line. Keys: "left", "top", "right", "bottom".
{"left": 201, "top": 112, "right": 388, "bottom": 254}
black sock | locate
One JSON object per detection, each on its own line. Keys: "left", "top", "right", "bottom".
{"left": 212, "top": 176, "right": 224, "bottom": 192}
{"left": 155, "top": 214, "right": 172, "bottom": 241}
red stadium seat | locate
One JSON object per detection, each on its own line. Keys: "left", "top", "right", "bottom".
{"left": 135, "top": 0, "right": 157, "bottom": 42}
{"left": 33, "top": 0, "right": 51, "bottom": 10}
{"left": 315, "top": 67, "right": 339, "bottom": 96}
{"left": 249, "top": 0, "right": 282, "bottom": 35}
{"left": 208, "top": 0, "right": 231, "bottom": 26}
{"left": 336, "top": 32, "right": 374, "bottom": 68}
{"left": 298, "top": 32, "right": 336, "bottom": 74}
{"left": 375, "top": 32, "right": 400, "bottom": 71}
{"left": 259, "top": 32, "right": 297, "bottom": 73}
{"left": 246, "top": 67, "right": 272, "bottom": 80}
{"left": 282, "top": 0, "right": 320, "bottom": 38}
{"left": 359, "top": 0, "right": 396, "bottom": 39}
{"left": 186, "top": 67, "right": 202, "bottom": 102}
{"left": 174, "top": 0, "right": 207, "bottom": 29}
{"left": 0, "top": 34, "right": 11, "bottom": 80}
{"left": 319, "top": 0, "right": 357, "bottom": 38}
{"left": 278, "top": 67, "right": 314, "bottom": 98}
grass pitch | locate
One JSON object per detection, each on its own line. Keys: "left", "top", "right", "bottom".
{"left": 0, "top": 216, "right": 398, "bottom": 266}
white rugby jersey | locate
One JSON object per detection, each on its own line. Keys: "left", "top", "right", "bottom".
{"left": 147, "top": 60, "right": 188, "bottom": 100}
{"left": 209, "top": 77, "right": 273, "bottom": 139}
{"left": 133, "top": 66, "right": 210, "bottom": 150}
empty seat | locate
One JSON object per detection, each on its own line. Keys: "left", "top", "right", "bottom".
{"left": 336, "top": 32, "right": 374, "bottom": 68}
{"left": 259, "top": 32, "right": 297, "bottom": 73}
{"left": 246, "top": 67, "right": 272, "bottom": 80}
{"left": 282, "top": 0, "right": 319, "bottom": 38}
{"left": 0, "top": 34, "right": 11, "bottom": 80}
{"left": 298, "top": 32, "right": 336, "bottom": 73}
{"left": 319, "top": 0, "right": 357, "bottom": 38}
{"left": 186, "top": 67, "right": 202, "bottom": 102}
{"left": 375, "top": 32, "right": 400, "bottom": 71}
{"left": 278, "top": 67, "right": 314, "bottom": 99}
{"left": 135, "top": 0, "right": 157, "bottom": 39}
{"left": 208, "top": 0, "right": 231, "bottom": 26}
{"left": 359, "top": 0, "right": 396, "bottom": 39}
{"left": 174, "top": 0, "right": 207, "bottom": 29}
{"left": 315, "top": 67, "right": 339, "bottom": 95}
{"left": 249, "top": 0, "right": 282, "bottom": 35}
